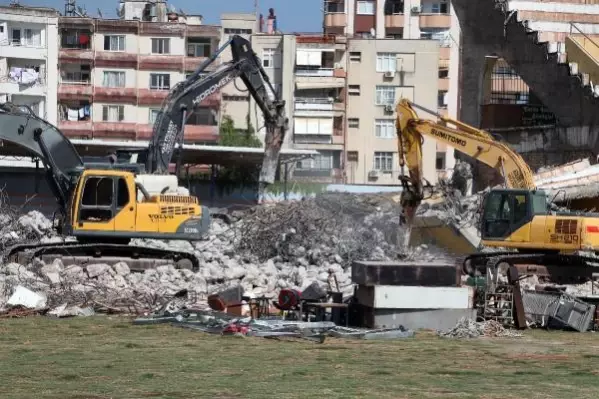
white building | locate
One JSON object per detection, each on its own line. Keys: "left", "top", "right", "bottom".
{"left": 0, "top": 5, "right": 59, "bottom": 124}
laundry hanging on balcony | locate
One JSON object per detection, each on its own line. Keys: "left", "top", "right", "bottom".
{"left": 8, "top": 67, "right": 39, "bottom": 85}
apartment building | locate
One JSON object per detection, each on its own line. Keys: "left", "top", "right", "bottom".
{"left": 345, "top": 39, "right": 439, "bottom": 184}
{"left": 322, "top": 0, "right": 454, "bottom": 182}
{"left": 0, "top": 5, "right": 59, "bottom": 124}
{"left": 56, "top": 0, "right": 221, "bottom": 143}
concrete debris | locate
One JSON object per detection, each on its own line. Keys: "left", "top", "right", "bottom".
{"left": 6, "top": 285, "right": 47, "bottom": 310}
{"left": 438, "top": 317, "right": 523, "bottom": 338}
{"left": 0, "top": 193, "right": 455, "bottom": 314}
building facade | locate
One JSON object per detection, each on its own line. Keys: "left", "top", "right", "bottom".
{"left": 0, "top": 5, "right": 59, "bottom": 124}
{"left": 56, "top": 1, "right": 221, "bottom": 143}
{"left": 323, "top": 0, "right": 454, "bottom": 182}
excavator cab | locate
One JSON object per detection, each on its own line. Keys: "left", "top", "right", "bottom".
{"left": 480, "top": 189, "right": 549, "bottom": 241}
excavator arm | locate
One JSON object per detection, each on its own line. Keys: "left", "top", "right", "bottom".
{"left": 0, "top": 103, "right": 84, "bottom": 213}
{"left": 396, "top": 98, "right": 535, "bottom": 219}
{"left": 146, "top": 34, "right": 289, "bottom": 185}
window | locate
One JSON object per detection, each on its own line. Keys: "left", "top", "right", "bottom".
{"left": 149, "top": 108, "right": 161, "bottom": 124}
{"left": 79, "top": 176, "right": 114, "bottom": 222}
{"left": 439, "top": 68, "right": 449, "bottom": 78}
{"left": 375, "top": 119, "right": 395, "bottom": 139}
{"left": 187, "top": 38, "right": 211, "bottom": 57}
{"left": 151, "top": 38, "right": 170, "bottom": 54}
{"left": 116, "top": 177, "right": 129, "bottom": 208}
{"left": 481, "top": 191, "right": 530, "bottom": 239}
{"left": 224, "top": 28, "right": 252, "bottom": 35}
{"left": 262, "top": 48, "right": 280, "bottom": 68}
{"left": 386, "top": 0, "right": 404, "bottom": 14}
{"left": 103, "top": 71, "right": 126, "bottom": 88}
{"left": 431, "top": 0, "right": 449, "bottom": 14}
{"left": 348, "top": 118, "right": 359, "bottom": 128}
{"left": 386, "top": 33, "right": 404, "bottom": 39}
{"left": 349, "top": 52, "right": 362, "bottom": 62}
{"left": 11, "top": 28, "right": 21, "bottom": 45}
{"left": 357, "top": 0, "right": 375, "bottom": 15}
{"left": 438, "top": 90, "right": 448, "bottom": 108}
{"left": 436, "top": 152, "right": 446, "bottom": 170}
{"left": 102, "top": 105, "right": 125, "bottom": 122}
{"left": 104, "top": 35, "right": 125, "bottom": 51}
{"left": 150, "top": 73, "right": 170, "bottom": 90}
{"left": 348, "top": 85, "right": 361, "bottom": 96}
{"left": 375, "top": 86, "right": 396, "bottom": 105}
{"left": 22, "top": 29, "right": 41, "bottom": 47}
{"left": 376, "top": 53, "right": 397, "bottom": 73}
{"left": 373, "top": 152, "right": 394, "bottom": 171}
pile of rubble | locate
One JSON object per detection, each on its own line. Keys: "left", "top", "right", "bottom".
{"left": 0, "top": 192, "right": 454, "bottom": 314}
{"left": 438, "top": 317, "right": 523, "bottom": 338}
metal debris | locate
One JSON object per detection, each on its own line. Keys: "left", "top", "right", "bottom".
{"left": 437, "top": 317, "right": 523, "bottom": 338}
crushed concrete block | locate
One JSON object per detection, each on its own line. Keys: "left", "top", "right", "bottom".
{"left": 7, "top": 286, "right": 47, "bottom": 309}
{"left": 113, "top": 262, "right": 130, "bottom": 276}
{"left": 86, "top": 264, "right": 111, "bottom": 278}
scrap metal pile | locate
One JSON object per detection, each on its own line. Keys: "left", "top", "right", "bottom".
{"left": 438, "top": 317, "right": 523, "bottom": 338}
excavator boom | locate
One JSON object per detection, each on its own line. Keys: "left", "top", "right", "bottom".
{"left": 146, "top": 34, "right": 288, "bottom": 185}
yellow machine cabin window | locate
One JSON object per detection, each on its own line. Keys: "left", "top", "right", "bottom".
{"left": 117, "top": 177, "right": 129, "bottom": 208}
{"left": 80, "top": 177, "right": 114, "bottom": 222}
{"left": 482, "top": 191, "right": 532, "bottom": 240}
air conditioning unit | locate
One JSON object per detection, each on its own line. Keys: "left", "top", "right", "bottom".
{"left": 333, "top": 62, "right": 342, "bottom": 69}
{"left": 384, "top": 104, "right": 394, "bottom": 113}
{"left": 383, "top": 71, "right": 396, "bottom": 78}
{"left": 368, "top": 170, "right": 380, "bottom": 178}
{"left": 411, "top": 6, "right": 421, "bottom": 14}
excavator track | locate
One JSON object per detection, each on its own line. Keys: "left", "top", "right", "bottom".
{"left": 462, "top": 252, "right": 599, "bottom": 277}
{"left": 4, "top": 241, "right": 199, "bottom": 272}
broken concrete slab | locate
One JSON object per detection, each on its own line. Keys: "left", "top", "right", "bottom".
{"left": 7, "top": 286, "right": 47, "bottom": 309}
{"left": 351, "top": 261, "right": 460, "bottom": 287}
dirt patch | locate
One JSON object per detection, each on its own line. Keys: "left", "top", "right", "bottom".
{"left": 506, "top": 354, "right": 570, "bottom": 361}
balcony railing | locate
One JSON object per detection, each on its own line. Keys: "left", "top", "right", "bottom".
{"left": 294, "top": 97, "right": 335, "bottom": 111}
{"left": 0, "top": 38, "right": 45, "bottom": 49}
{"left": 295, "top": 68, "right": 335, "bottom": 77}
{"left": 294, "top": 134, "right": 333, "bottom": 144}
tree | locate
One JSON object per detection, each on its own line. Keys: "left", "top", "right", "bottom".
{"left": 218, "top": 114, "right": 262, "bottom": 148}
{"left": 215, "top": 114, "right": 262, "bottom": 192}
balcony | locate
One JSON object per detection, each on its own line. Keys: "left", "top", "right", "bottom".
{"left": 324, "top": 13, "right": 347, "bottom": 28}
{"left": 295, "top": 68, "right": 346, "bottom": 89}
{"left": 0, "top": 70, "right": 46, "bottom": 97}
{"left": 0, "top": 40, "right": 47, "bottom": 60}
{"left": 294, "top": 97, "right": 334, "bottom": 116}
{"left": 58, "top": 83, "right": 92, "bottom": 101}
{"left": 419, "top": 14, "right": 451, "bottom": 29}
{"left": 185, "top": 57, "right": 219, "bottom": 72}
{"left": 138, "top": 89, "right": 220, "bottom": 106}
{"left": 94, "top": 87, "right": 137, "bottom": 104}
{"left": 137, "top": 124, "right": 218, "bottom": 142}
{"left": 59, "top": 49, "right": 94, "bottom": 62}
{"left": 58, "top": 120, "right": 93, "bottom": 139}
{"left": 439, "top": 77, "right": 449, "bottom": 91}
{"left": 292, "top": 167, "right": 344, "bottom": 183}
{"left": 385, "top": 14, "right": 404, "bottom": 28}
{"left": 139, "top": 55, "right": 184, "bottom": 71}
{"left": 95, "top": 51, "right": 137, "bottom": 68}
{"left": 93, "top": 122, "right": 137, "bottom": 140}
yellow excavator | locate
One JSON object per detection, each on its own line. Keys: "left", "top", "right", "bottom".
{"left": 0, "top": 35, "right": 288, "bottom": 271}
{"left": 395, "top": 98, "right": 599, "bottom": 275}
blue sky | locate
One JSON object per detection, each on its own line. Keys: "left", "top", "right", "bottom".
{"left": 4, "top": 0, "right": 324, "bottom": 32}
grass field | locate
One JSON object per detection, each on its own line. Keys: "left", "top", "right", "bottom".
{"left": 1, "top": 316, "right": 599, "bottom": 399}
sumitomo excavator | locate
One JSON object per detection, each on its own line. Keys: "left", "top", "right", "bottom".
{"left": 395, "top": 98, "right": 599, "bottom": 276}
{"left": 0, "top": 35, "right": 288, "bottom": 271}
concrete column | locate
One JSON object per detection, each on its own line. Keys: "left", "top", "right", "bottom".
{"left": 457, "top": 35, "right": 488, "bottom": 127}
{"left": 46, "top": 22, "right": 58, "bottom": 125}
{"left": 376, "top": 0, "right": 385, "bottom": 38}
{"left": 347, "top": 0, "right": 355, "bottom": 36}
{"left": 404, "top": 0, "right": 421, "bottom": 39}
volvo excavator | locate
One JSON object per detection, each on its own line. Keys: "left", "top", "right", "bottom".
{"left": 396, "top": 99, "right": 599, "bottom": 276}
{"left": 0, "top": 35, "right": 288, "bottom": 271}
